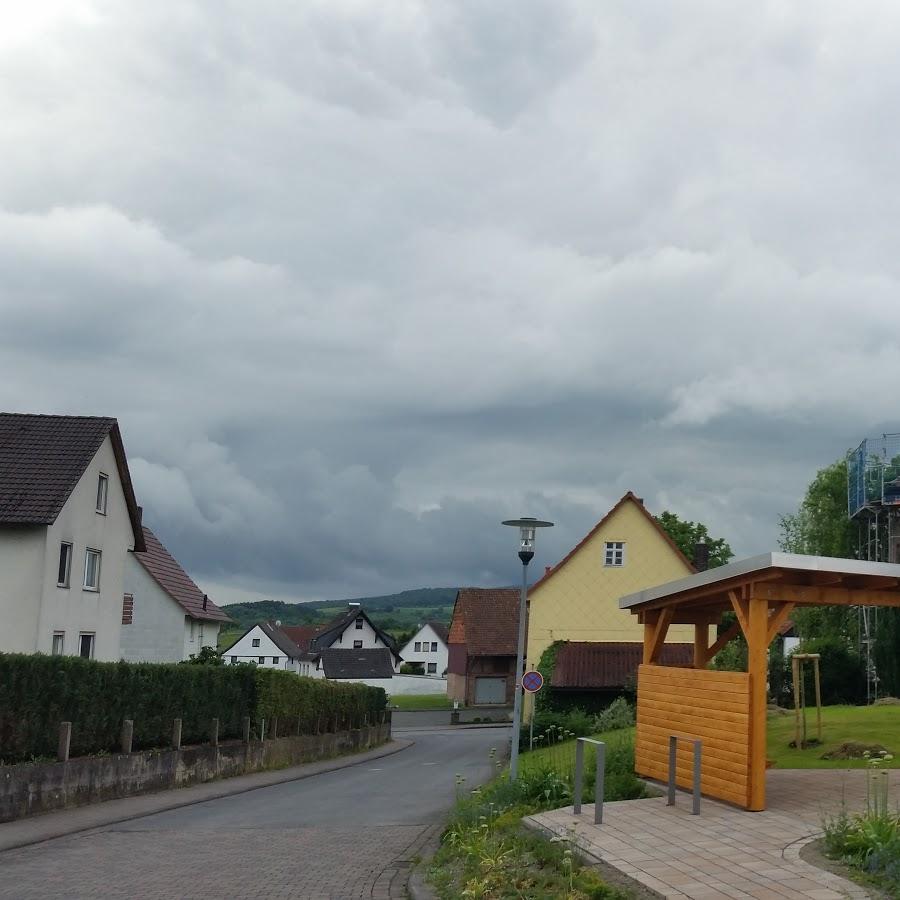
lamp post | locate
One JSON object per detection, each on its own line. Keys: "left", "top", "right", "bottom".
{"left": 502, "top": 516, "right": 554, "bottom": 780}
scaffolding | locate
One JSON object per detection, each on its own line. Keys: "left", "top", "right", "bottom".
{"left": 846, "top": 434, "right": 900, "bottom": 702}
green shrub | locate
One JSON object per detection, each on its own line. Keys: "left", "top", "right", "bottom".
{"left": 0, "top": 653, "right": 386, "bottom": 763}
{"left": 594, "top": 697, "right": 634, "bottom": 732}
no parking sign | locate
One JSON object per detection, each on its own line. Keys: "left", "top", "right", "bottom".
{"left": 522, "top": 670, "right": 544, "bottom": 693}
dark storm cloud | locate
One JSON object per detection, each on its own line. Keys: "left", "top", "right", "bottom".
{"left": 3, "top": 2, "right": 900, "bottom": 603}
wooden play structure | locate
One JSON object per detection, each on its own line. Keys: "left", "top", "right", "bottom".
{"left": 620, "top": 553, "right": 900, "bottom": 811}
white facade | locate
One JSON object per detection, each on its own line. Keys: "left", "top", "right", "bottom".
{"left": 119, "top": 556, "right": 221, "bottom": 663}
{"left": 399, "top": 623, "right": 448, "bottom": 677}
{"left": 319, "top": 609, "right": 402, "bottom": 672}
{"left": 0, "top": 435, "right": 137, "bottom": 661}
{"left": 224, "top": 625, "right": 299, "bottom": 672}
{"left": 387, "top": 674, "right": 448, "bottom": 695}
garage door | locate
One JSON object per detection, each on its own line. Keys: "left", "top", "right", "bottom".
{"left": 474, "top": 677, "right": 506, "bottom": 705}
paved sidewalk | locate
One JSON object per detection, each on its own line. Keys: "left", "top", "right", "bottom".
{"left": 528, "top": 768, "right": 899, "bottom": 899}
{"left": 0, "top": 738, "right": 411, "bottom": 853}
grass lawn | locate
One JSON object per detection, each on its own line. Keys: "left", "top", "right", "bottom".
{"left": 389, "top": 694, "right": 454, "bottom": 710}
{"left": 767, "top": 704, "right": 900, "bottom": 769}
{"left": 519, "top": 727, "right": 636, "bottom": 780}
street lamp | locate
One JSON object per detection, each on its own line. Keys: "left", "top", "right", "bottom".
{"left": 502, "top": 516, "right": 554, "bottom": 780}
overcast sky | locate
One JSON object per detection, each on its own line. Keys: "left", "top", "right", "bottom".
{"left": 3, "top": 2, "right": 899, "bottom": 605}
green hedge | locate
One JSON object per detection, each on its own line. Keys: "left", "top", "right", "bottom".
{"left": 0, "top": 653, "right": 387, "bottom": 764}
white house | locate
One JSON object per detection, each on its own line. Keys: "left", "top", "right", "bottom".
{"left": 398, "top": 621, "right": 449, "bottom": 676}
{"left": 120, "top": 526, "right": 232, "bottom": 663}
{"left": 0, "top": 413, "right": 146, "bottom": 661}
{"left": 301, "top": 604, "right": 403, "bottom": 677}
{"left": 223, "top": 621, "right": 304, "bottom": 672}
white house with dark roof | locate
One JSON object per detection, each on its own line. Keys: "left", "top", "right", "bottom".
{"left": 398, "top": 621, "right": 449, "bottom": 676}
{"left": 121, "top": 526, "right": 232, "bottom": 663}
{"left": 223, "top": 621, "right": 304, "bottom": 672}
{"left": 0, "top": 414, "right": 145, "bottom": 661}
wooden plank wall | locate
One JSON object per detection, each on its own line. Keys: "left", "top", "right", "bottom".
{"left": 635, "top": 664, "right": 752, "bottom": 809}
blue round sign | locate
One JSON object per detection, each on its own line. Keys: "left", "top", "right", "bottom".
{"left": 522, "top": 670, "right": 544, "bottom": 693}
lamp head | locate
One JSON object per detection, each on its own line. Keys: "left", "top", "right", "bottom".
{"left": 501, "top": 517, "right": 554, "bottom": 565}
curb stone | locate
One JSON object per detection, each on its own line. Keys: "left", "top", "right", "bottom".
{"left": 0, "top": 737, "right": 414, "bottom": 854}
{"left": 406, "top": 824, "right": 442, "bottom": 900}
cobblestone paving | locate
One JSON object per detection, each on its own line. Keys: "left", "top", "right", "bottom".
{"left": 0, "top": 823, "right": 433, "bottom": 899}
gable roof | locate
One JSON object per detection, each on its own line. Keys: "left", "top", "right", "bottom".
{"left": 133, "top": 527, "right": 231, "bottom": 623}
{"left": 321, "top": 647, "right": 394, "bottom": 679}
{"left": 448, "top": 588, "right": 520, "bottom": 656}
{"left": 0, "top": 413, "right": 146, "bottom": 551}
{"left": 425, "top": 620, "right": 449, "bottom": 645}
{"left": 309, "top": 606, "right": 398, "bottom": 653}
{"left": 529, "top": 491, "right": 694, "bottom": 594}
{"left": 551, "top": 641, "right": 693, "bottom": 689}
{"left": 281, "top": 624, "right": 324, "bottom": 651}
{"left": 227, "top": 621, "right": 304, "bottom": 659}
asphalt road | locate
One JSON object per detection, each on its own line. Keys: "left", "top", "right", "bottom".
{"left": 0, "top": 726, "right": 507, "bottom": 900}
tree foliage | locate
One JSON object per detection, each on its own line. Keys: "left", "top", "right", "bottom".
{"left": 654, "top": 511, "right": 734, "bottom": 568}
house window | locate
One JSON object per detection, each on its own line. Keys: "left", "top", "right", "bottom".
{"left": 427, "top": 662, "right": 437, "bottom": 674}
{"left": 414, "top": 641, "right": 421, "bottom": 652}
{"left": 57, "top": 542, "right": 72, "bottom": 587}
{"left": 353, "top": 640, "right": 363, "bottom": 649}
{"left": 355, "top": 617, "right": 364, "bottom": 630}
{"left": 78, "top": 633, "right": 95, "bottom": 659}
{"left": 604, "top": 541, "right": 625, "bottom": 567}
{"left": 272, "top": 656, "right": 280, "bottom": 665}
{"left": 431, "top": 642, "right": 438, "bottom": 652}
{"left": 258, "top": 656, "right": 265, "bottom": 664}
{"left": 189, "top": 620, "right": 195, "bottom": 642}
{"left": 52, "top": 632, "right": 65, "bottom": 655}
{"left": 252, "top": 638, "right": 260, "bottom": 648}
{"left": 231, "top": 656, "right": 237, "bottom": 663}
{"left": 122, "top": 594, "right": 134, "bottom": 625}
{"left": 96, "top": 473, "right": 108, "bottom": 514}
{"left": 83, "top": 548, "right": 101, "bottom": 590}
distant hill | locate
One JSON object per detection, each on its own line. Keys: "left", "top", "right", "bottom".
{"left": 218, "top": 587, "right": 460, "bottom": 650}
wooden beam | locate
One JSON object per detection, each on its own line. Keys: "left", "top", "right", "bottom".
{"left": 729, "top": 591, "right": 750, "bottom": 640}
{"left": 766, "top": 602, "right": 796, "bottom": 645}
{"left": 695, "top": 619, "right": 742, "bottom": 668}
{"left": 646, "top": 608, "right": 674, "bottom": 665}
{"left": 753, "top": 583, "right": 900, "bottom": 607}
{"left": 693, "top": 624, "right": 708, "bottom": 669}
{"left": 747, "top": 597, "right": 769, "bottom": 811}
{"left": 630, "top": 572, "right": 784, "bottom": 613}
{"left": 808, "top": 572, "right": 846, "bottom": 587}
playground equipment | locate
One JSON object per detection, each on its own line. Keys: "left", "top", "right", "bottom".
{"left": 790, "top": 652, "right": 822, "bottom": 749}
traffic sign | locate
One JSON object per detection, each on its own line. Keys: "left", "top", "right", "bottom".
{"left": 522, "top": 670, "right": 544, "bottom": 693}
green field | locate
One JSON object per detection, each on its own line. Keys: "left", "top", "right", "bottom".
{"left": 389, "top": 694, "right": 454, "bottom": 710}
{"left": 767, "top": 704, "right": 900, "bottom": 769}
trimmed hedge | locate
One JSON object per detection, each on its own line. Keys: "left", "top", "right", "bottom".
{"left": 0, "top": 653, "right": 387, "bottom": 764}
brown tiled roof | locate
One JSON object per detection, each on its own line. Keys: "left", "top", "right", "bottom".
{"left": 133, "top": 526, "right": 231, "bottom": 623}
{"left": 529, "top": 492, "right": 695, "bottom": 594}
{"left": 426, "top": 620, "right": 449, "bottom": 645}
{"left": 448, "top": 588, "right": 520, "bottom": 656}
{"left": 281, "top": 624, "right": 323, "bottom": 651}
{"left": 0, "top": 413, "right": 145, "bottom": 550}
{"left": 321, "top": 647, "right": 394, "bottom": 679}
{"left": 551, "top": 641, "right": 694, "bottom": 689}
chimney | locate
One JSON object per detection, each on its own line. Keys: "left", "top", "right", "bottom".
{"left": 693, "top": 538, "right": 710, "bottom": 572}
{"left": 203, "top": 593, "right": 208, "bottom": 611}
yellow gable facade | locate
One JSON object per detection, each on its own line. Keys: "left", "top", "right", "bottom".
{"left": 526, "top": 493, "right": 699, "bottom": 673}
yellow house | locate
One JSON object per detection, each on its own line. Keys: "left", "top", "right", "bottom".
{"left": 526, "top": 492, "right": 705, "bottom": 709}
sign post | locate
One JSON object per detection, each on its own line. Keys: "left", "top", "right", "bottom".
{"left": 522, "top": 670, "right": 544, "bottom": 750}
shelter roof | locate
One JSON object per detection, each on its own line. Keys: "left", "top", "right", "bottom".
{"left": 552, "top": 641, "right": 693, "bottom": 689}
{"left": 133, "top": 527, "right": 231, "bottom": 623}
{"left": 620, "top": 552, "right": 900, "bottom": 617}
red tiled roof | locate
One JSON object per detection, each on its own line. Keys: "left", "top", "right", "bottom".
{"left": 281, "top": 624, "right": 323, "bottom": 651}
{"left": 551, "top": 641, "right": 694, "bottom": 689}
{"left": 529, "top": 492, "right": 695, "bottom": 594}
{"left": 0, "top": 413, "right": 145, "bottom": 551}
{"left": 133, "top": 526, "right": 231, "bottom": 623}
{"left": 448, "top": 588, "right": 520, "bottom": 656}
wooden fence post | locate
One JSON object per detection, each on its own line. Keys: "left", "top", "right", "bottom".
{"left": 210, "top": 718, "right": 219, "bottom": 747}
{"left": 260, "top": 718, "right": 266, "bottom": 742}
{"left": 58, "top": 722, "right": 72, "bottom": 762}
{"left": 173, "top": 718, "right": 182, "bottom": 750}
{"left": 121, "top": 719, "right": 134, "bottom": 755}
{"left": 242, "top": 716, "right": 251, "bottom": 744}
{"left": 271, "top": 717, "right": 278, "bottom": 739}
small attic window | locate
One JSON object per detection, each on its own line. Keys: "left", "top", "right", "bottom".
{"left": 604, "top": 541, "right": 625, "bottom": 567}
{"left": 355, "top": 616, "right": 364, "bottom": 630}
{"left": 96, "top": 473, "right": 108, "bottom": 514}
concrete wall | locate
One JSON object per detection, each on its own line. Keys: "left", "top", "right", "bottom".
{"left": 0, "top": 722, "right": 391, "bottom": 823}
{"left": 398, "top": 623, "right": 448, "bottom": 676}
{"left": 120, "top": 558, "right": 187, "bottom": 662}
{"left": 0, "top": 526, "right": 46, "bottom": 653}
{"left": 386, "top": 674, "right": 448, "bottom": 696}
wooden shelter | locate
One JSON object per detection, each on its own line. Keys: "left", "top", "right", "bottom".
{"left": 620, "top": 552, "right": 900, "bottom": 811}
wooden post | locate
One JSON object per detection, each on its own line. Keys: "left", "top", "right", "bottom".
{"left": 210, "top": 717, "right": 219, "bottom": 747}
{"left": 813, "top": 656, "right": 823, "bottom": 742}
{"left": 642, "top": 613, "right": 658, "bottom": 665}
{"left": 58, "top": 721, "right": 72, "bottom": 762}
{"left": 747, "top": 597, "right": 769, "bottom": 811}
{"left": 173, "top": 718, "right": 182, "bottom": 750}
{"left": 693, "top": 624, "right": 708, "bottom": 669}
{"left": 792, "top": 655, "right": 801, "bottom": 749}
{"left": 242, "top": 716, "right": 251, "bottom": 744}
{"left": 271, "top": 717, "right": 278, "bottom": 739}
{"left": 260, "top": 718, "right": 266, "bottom": 741}
{"left": 121, "top": 719, "right": 134, "bottom": 754}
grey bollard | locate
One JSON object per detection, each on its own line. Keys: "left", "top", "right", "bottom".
{"left": 210, "top": 717, "right": 219, "bottom": 747}
{"left": 58, "top": 721, "right": 72, "bottom": 762}
{"left": 173, "top": 718, "right": 182, "bottom": 750}
{"left": 242, "top": 716, "right": 251, "bottom": 744}
{"left": 121, "top": 719, "right": 134, "bottom": 754}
